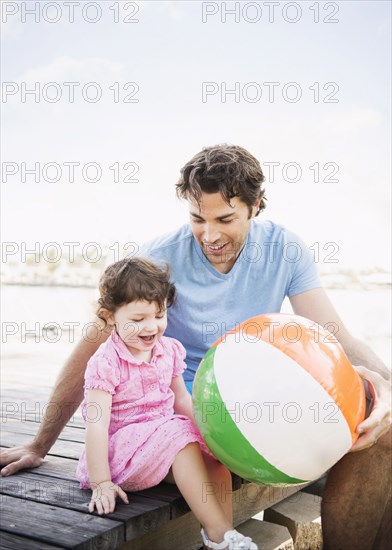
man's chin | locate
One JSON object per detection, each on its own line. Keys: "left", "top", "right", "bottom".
{"left": 209, "top": 251, "right": 236, "bottom": 261}
{"left": 205, "top": 253, "right": 238, "bottom": 272}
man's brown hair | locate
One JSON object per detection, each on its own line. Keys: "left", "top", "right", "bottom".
{"left": 176, "top": 144, "right": 267, "bottom": 216}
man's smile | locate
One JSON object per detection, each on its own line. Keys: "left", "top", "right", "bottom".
{"left": 203, "top": 242, "right": 229, "bottom": 254}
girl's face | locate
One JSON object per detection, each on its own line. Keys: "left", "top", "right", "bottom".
{"left": 108, "top": 300, "right": 167, "bottom": 359}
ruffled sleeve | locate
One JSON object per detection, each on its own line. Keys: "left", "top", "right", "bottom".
{"left": 84, "top": 353, "right": 120, "bottom": 395}
{"left": 171, "top": 339, "right": 187, "bottom": 377}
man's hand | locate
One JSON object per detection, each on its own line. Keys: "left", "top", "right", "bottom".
{"left": 89, "top": 480, "right": 129, "bottom": 515}
{"left": 350, "top": 365, "right": 392, "bottom": 452}
{"left": 0, "top": 444, "right": 45, "bottom": 476}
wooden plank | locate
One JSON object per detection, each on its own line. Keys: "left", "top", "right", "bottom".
{"left": 0, "top": 471, "right": 171, "bottom": 531}
{"left": 264, "top": 491, "right": 322, "bottom": 550}
{"left": 121, "top": 510, "right": 202, "bottom": 550}
{"left": 0, "top": 450, "right": 79, "bottom": 481}
{"left": 135, "top": 475, "right": 242, "bottom": 520}
{"left": 38, "top": 456, "right": 79, "bottom": 480}
{"left": 136, "top": 482, "right": 187, "bottom": 519}
{"left": 0, "top": 390, "right": 307, "bottom": 549}
{"left": 0, "top": 449, "right": 191, "bottom": 525}
{"left": 121, "top": 482, "right": 306, "bottom": 549}
{"left": 1, "top": 397, "right": 51, "bottom": 424}
{"left": 0, "top": 394, "right": 84, "bottom": 426}
{"left": 0, "top": 495, "right": 124, "bottom": 550}
{"left": 0, "top": 447, "right": 205, "bottom": 529}
{"left": 0, "top": 531, "right": 65, "bottom": 550}
{"left": 0, "top": 431, "right": 83, "bottom": 460}
{"left": 0, "top": 473, "right": 86, "bottom": 509}
{"left": 1, "top": 418, "right": 86, "bottom": 443}
{"left": 235, "top": 519, "right": 294, "bottom": 550}
{"left": 136, "top": 482, "right": 183, "bottom": 504}
{"left": 233, "top": 483, "right": 307, "bottom": 527}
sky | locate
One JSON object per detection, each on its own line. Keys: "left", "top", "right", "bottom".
{"left": 1, "top": 0, "right": 391, "bottom": 269}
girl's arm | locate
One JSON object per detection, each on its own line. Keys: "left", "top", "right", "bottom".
{"left": 171, "top": 376, "right": 195, "bottom": 422}
{"left": 85, "top": 389, "right": 128, "bottom": 514}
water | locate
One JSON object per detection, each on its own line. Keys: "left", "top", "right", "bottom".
{"left": 1, "top": 285, "right": 391, "bottom": 391}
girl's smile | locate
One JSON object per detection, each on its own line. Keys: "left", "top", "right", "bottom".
{"left": 108, "top": 300, "right": 167, "bottom": 360}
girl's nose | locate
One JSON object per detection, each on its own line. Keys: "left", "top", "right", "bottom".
{"left": 144, "top": 320, "right": 157, "bottom": 332}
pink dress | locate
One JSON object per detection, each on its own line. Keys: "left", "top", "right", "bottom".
{"left": 76, "top": 331, "right": 207, "bottom": 491}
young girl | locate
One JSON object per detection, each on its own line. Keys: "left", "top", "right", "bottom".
{"left": 76, "top": 257, "right": 257, "bottom": 550}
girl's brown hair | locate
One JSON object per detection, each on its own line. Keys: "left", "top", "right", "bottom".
{"left": 97, "top": 257, "right": 176, "bottom": 325}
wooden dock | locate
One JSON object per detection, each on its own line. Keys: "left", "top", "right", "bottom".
{"left": 0, "top": 386, "right": 325, "bottom": 549}
{"left": 0, "top": 348, "right": 323, "bottom": 549}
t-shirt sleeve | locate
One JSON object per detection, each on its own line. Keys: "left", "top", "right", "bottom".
{"left": 135, "top": 239, "right": 157, "bottom": 261}
{"left": 136, "top": 244, "right": 169, "bottom": 275}
{"left": 285, "top": 232, "right": 321, "bottom": 297}
{"left": 84, "top": 353, "right": 120, "bottom": 395}
{"left": 170, "top": 339, "right": 187, "bottom": 377}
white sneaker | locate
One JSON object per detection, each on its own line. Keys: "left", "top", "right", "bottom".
{"left": 201, "top": 528, "right": 258, "bottom": 549}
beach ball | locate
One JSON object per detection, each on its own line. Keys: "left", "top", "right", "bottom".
{"left": 193, "top": 313, "right": 366, "bottom": 486}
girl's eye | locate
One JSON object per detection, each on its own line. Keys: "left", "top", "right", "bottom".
{"left": 130, "top": 319, "right": 143, "bottom": 323}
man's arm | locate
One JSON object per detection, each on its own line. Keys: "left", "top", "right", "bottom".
{"left": 0, "top": 324, "right": 111, "bottom": 476}
{"left": 290, "top": 287, "right": 391, "bottom": 450}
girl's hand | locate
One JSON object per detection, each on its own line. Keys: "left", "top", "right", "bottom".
{"left": 89, "top": 480, "right": 129, "bottom": 515}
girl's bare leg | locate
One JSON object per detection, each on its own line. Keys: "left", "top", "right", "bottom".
{"left": 165, "top": 442, "right": 232, "bottom": 544}
{"left": 202, "top": 452, "right": 233, "bottom": 525}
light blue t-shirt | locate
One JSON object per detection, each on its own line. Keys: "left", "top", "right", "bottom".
{"left": 139, "top": 220, "right": 321, "bottom": 383}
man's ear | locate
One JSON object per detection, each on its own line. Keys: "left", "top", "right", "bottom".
{"left": 251, "top": 199, "right": 262, "bottom": 217}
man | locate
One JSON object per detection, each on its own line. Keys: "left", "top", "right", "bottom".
{"left": 1, "top": 145, "right": 391, "bottom": 549}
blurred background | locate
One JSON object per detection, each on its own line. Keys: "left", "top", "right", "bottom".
{"left": 1, "top": 1, "right": 391, "bottom": 389}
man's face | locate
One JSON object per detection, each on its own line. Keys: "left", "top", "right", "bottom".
{"left": 188, "top": 192, "right": 259, "bottom": 274}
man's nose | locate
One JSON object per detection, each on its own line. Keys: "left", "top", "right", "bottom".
{"left": 203, "top": 223, "right": 220, "bottom": 243}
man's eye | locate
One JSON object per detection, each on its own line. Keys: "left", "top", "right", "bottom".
{"left": 220, "top": 219, "right": 233, "bottom": 224}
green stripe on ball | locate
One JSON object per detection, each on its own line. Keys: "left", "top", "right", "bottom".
{"left": 193, "top": 347, "right": 306, "bottom": 486}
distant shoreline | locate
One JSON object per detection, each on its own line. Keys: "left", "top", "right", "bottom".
{"left": 1, "top": 280, "right": 390, "bottom": 291}
{"left": 1, "top": 282, "right": 96, "bottom": 289}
